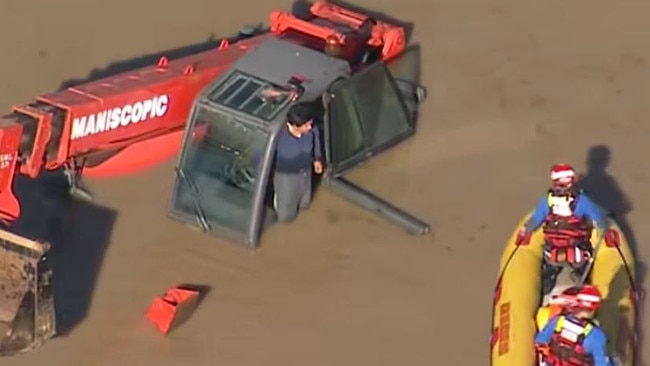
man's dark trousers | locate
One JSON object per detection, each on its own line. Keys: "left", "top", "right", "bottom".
{"left": 273, "top": 169, "right": 312, "bottom": 222}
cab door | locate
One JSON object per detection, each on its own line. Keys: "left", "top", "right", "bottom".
{"left": 322, "top": 46, "right": 430, "bottom": 234}
{"left": 324, "top": 46, "right": 423, "bottom": 176}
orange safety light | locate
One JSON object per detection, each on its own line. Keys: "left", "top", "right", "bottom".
{"left": 324, "top": 35, "right": 343, "bottom": 57}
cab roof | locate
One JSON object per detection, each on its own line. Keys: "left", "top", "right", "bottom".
{"left": 202, "top": 37, "right": 351, "bottom": 111}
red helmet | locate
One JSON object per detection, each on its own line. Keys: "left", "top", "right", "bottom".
{"left": 550, "top": 163, "right": 576, "bottom": 191}
{"left": 562, "top": 285, "right": 602, "bottom": 312}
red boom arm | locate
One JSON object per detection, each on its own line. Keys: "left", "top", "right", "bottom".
{"left": 0, "top": 1, "right": 406, "bottom": 223}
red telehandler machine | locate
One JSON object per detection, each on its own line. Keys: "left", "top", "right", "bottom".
{"left": 0, "top": 0, "right": 428, "bottom": 355}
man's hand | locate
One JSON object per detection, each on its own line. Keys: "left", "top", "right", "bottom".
{"left": 313, "top": 160, "right": 323, "bottom": 174}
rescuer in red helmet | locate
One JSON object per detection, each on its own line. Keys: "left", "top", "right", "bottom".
{"left": 518, "top": 164, "right": 608, "bottom": 291}
{"left": 535, "top": 285, "right": 614, "bottom": 366}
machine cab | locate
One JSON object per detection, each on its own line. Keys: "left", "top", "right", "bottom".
{"left": 167, "top": 37, "right": 425, "bottom": 248}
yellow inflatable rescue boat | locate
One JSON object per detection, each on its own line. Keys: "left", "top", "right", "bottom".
{"left": 490, "top": 214, "right": 639, "bottom": 366}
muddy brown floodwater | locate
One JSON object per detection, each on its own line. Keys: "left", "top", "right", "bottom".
{"left": 1, "top": 0, "right": 650, "bottom": 365}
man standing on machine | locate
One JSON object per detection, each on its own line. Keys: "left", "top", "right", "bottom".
{"left": 272, "top": 102, "right": 324, "bottom": 223}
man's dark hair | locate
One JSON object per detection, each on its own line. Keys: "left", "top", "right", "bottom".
{"left": 287, "top": 102, "right": 316, "bottom": 126}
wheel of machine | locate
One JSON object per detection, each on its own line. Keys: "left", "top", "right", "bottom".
{"left": 291, "top": 0, "right": 314, "bottom": 20}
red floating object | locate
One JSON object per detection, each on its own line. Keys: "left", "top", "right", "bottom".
{"left": 145, "top": 286, "right": 200, "bottom": 335}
